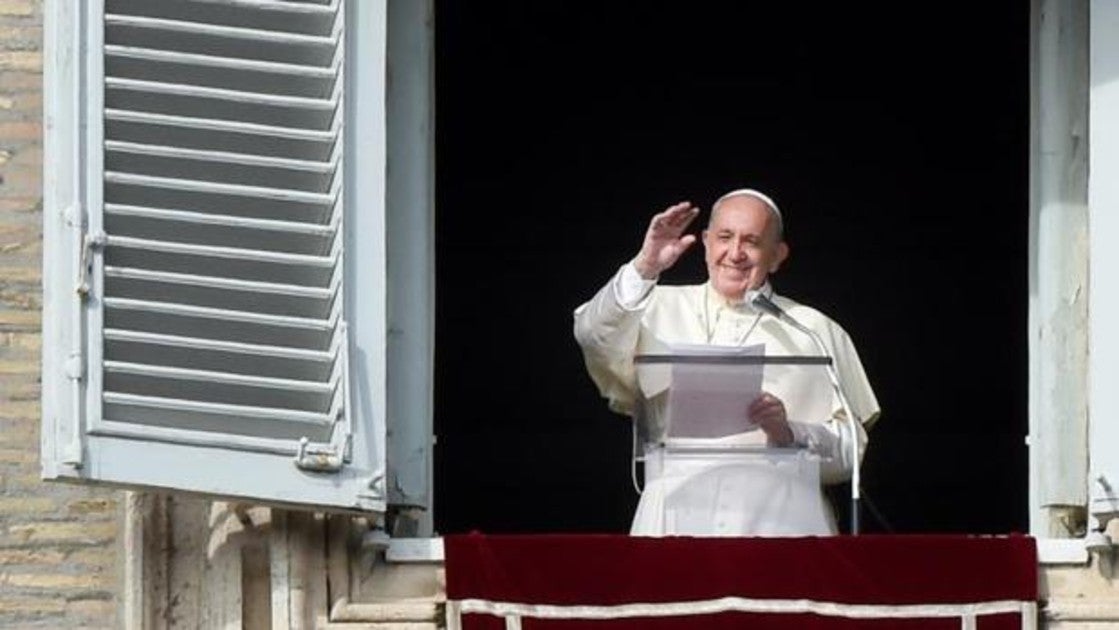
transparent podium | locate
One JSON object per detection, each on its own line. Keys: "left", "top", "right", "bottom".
{"left": 631, "top": 352, "right": 838, "bottom": 537}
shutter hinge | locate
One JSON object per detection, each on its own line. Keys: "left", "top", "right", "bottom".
{"left": 64, "top": 352, "right": 83, "bottom": 382}
{"left": 63, "top": 204, "right": 83, "bottom": 229}
{"left": 76, "top": 230, "right": 106, "bottom": 298}
{"left": 294, "top": 437, "right": 344, "bottom": 473}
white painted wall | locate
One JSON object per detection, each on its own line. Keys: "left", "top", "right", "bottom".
{"left": 1029, "top": 0, "right": 1090, "bottom": 537}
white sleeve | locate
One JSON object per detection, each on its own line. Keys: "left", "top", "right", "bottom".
{"left": 787, "top": 415, "right": 868, "bottom": 485}
{"left": 783, "top": 315, "right": 878, "bottom": 485}
{"left": 572, "top": 264, "right": 655, "bottom": 416}
{"left": 613, "top": 262, "right": 657, "bottom": 309}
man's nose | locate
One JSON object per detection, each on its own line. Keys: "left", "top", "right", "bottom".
{"left": 729, "top": 239, "right": 749, "bottom": 260}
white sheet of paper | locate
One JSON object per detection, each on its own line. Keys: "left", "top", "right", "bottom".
{"left": 667, "top": 343, "right": 765, "bottom": 438}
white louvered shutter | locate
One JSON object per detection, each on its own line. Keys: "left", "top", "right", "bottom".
{"left": 42, "top": 0, "right": 387, "bottom": 512}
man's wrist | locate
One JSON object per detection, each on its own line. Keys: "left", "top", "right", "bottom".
{"left": 616, "top": 262, "right": 657, "bottom": 309}
{"left": 763, "top": 421, "right": 796, "bottom": 447}
{"left": 772, "top": 429, "right": 795, "bottom": 448}
{"left": 631, "top": 254, "right": 659, "bottom": 280}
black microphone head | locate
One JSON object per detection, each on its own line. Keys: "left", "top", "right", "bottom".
{"left": 747, "top": 290, "right": 783, "bottom": 318}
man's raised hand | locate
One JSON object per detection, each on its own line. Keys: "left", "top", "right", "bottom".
{"left": 632, "top": 202, "right": 701, "bottom": 279}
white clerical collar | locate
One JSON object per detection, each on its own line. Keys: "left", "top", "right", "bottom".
{"left": 704, "top": 281, "right": 775, "bottom": 313}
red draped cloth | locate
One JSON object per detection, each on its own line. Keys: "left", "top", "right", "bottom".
{"left": 444, "top": 534, "right": 1037, "bottom": 630}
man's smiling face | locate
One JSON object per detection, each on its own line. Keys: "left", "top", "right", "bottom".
{"left": 702, "top": 195, "right": 789, "bottom": 301}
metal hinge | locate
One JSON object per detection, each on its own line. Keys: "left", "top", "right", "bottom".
{"left": 76, "top": 230, "right": 106, "bottom": 298}
{"left": 294, "top": 437, "right": 344, "bottom": 473}
{"left": 64, "top": 352, "right": 83, "bottom": 382}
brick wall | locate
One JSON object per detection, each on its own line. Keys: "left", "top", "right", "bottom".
{"left": 0, "top": 1, "right": 124, "bottom": 627}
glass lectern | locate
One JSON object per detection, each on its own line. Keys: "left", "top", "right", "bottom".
{"left": 631, "top": 352, "right": 838, "bottom": 537}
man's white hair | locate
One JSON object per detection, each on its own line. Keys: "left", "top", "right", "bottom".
{"left": 711, "top": 188, "right": 784, "bottom": 239}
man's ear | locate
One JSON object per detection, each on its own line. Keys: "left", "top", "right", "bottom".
{"left": 771, "top": 242, "right": 790, "bottom": 272}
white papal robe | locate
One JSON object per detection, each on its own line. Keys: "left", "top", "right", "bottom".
{"left": 573, "top": 264, "right": 880, "bottom": 536}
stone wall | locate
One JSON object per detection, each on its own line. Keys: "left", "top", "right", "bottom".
{"left": 0, "top": 1, "right": 124, "bottom": 627}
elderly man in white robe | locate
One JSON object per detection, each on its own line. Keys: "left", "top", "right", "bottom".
{"left": 573, "top": 190, "right": 880, "bottom": 536}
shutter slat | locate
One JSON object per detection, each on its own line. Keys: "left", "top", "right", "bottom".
{"left": 105, "top": 269, "right": 337, "bottom": 319}
{"left": 106, "top": 311, "right": 334, "bottom": 351}
{"left": 105, "top": 363, "right": 344, "bottom": 412}
{"left": 105, "top": 331, "right": 336, "bottom": 383}
{"left": 105, "top": 140, "right": 338, "bottom": 192}
{"left": 104, "top": 298, "right": 335, "bottom": 330}
{"left": 106, "top": 140, "right": 336, "bottom": 174}
{"left": 105, "top": 14, "right": 339, "bottom": 47}
{"left": 106, "top": 235, "right": 336, "bottom": 266}
{"left": 105, "top": 183, "right": 334, "bottom": 223}
{"left": 113, "top": 0, "right": 339, "bottom": 18}
{"left": 104, "top": 90, "right": 337, "bottom": 130}
{"left": 105, "top": 267, "right": 334, "bottom": 299}
{"left": 105, "top": 109, "right": 336, "bottom": 142}
{"left": 90, "top": 419, "right": 307, "bottom": 457}
{"left": 103, "top": 392, "right": 333, "bottom": 426}
{"left": 105, "top": 361, "right": 334, "bottom": 393}
{"left": 105, "top": 247, "right": 337, "bottom": 288}
{"left": 106, "top": 45, "right": 336, "bottom": 77}
{"left": 105, "top": 172, "right": 336, "bottom": 204}
{"left": 105, "top": 329, "right": 334, "bottom": 362}
{"left": 106, "top": 157, "right": 337, "bottom": 195}
{"left": 103, "top": 28, "right": 338, "bottom": 68}
{"left": 106, "top": 78, "right": 337, "bottom": 110}
{"left": 105, "top": 204, "right": 335, "bottom": 235}
{"left": 105, "top": 206, "right": 336, "bottom": 256}
{"left": 105, "top": 112, "right": 336, "bottom": 160}
{"left": 104, "top": 94, "right": 335, "bottom": 131}
{"left": 105, "top": 46, "right": 338, "bottom": 99}
{"left": 185, "top": 0, "right": 338, "bottom": 16}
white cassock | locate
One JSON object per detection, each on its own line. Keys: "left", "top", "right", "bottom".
{"left": 573, "top": 264, "right": 881, "bottom": 537}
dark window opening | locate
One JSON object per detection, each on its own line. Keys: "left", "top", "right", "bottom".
{"left": 434, "top": 3, "right": 1029, "bottom": 535}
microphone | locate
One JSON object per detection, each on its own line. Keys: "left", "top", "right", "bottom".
{"left": 747, "top": 290, "right": 804, "bottom": 330}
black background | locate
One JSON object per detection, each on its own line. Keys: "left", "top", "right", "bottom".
{"left": 432, "top": 2, "right": 1029, "bottom": 534}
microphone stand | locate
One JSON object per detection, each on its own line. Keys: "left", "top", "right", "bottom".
{"left": 751, "top": 293, "right": 862, "bottom": 534}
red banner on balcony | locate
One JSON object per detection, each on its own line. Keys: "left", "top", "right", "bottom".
{"left": 444, "top": 534, "right": 1037, "bottom": 630}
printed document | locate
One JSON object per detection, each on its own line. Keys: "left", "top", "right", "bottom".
{"left": 667, "top": 343, "right": 765, "bottom": 438}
